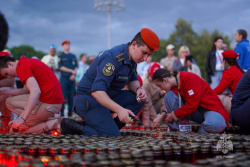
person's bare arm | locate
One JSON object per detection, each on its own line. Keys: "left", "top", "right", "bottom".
{"left": 59, "top": 66, "right": 77, "bottom": 75}
{"left": 0, "top": 85, "right": 29, "bottom": 95}
{"left": 0, "top": 78, "right": 15, "bottom": 87}
{"left": 19, "top": 77, "right": 41, "bottom": 120}
{"left": 8, "top": 77, "right": 41, "bottom": 129}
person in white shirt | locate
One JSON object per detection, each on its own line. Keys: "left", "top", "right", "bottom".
{"left": 160, "top": 44, "right": 177, "bottom": 71}
{"left": 41, "top": 45, "right": 60, "bottom": 79}
{"left": 206, "top": 36, "right": 224, "bottom": 89}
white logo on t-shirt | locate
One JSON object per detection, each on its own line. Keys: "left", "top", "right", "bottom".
{"left": 188, "top": 89, "right": 194, "bottom": 96}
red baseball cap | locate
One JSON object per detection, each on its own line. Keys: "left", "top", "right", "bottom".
{"left": 141, "top": 28, "right": 160, "bottom": 51}
{"left": 148, "top": 62, "right": 161, "bottom": 78}
{"left": 0, "top": 51, "right": 10, "bottom": 57}
{"left": 61, "top": 40, "right": 70, "bottom": 46}
{"left": 222, "top": 50, "right": 238, "bottom": 59}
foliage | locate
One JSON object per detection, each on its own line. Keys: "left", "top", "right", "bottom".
{"left": 152, "top": 18, "right": 232, "bottom": 81}
{"left": 9, "top": 45, "right": 45, "bottom": 59}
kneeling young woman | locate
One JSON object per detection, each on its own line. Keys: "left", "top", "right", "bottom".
{"left": 152, "top": 69, "right": 229, "bottom": 133}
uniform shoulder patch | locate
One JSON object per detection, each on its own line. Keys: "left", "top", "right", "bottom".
{"left": 102, "top": 63, "right": 115, "bottom": 76}
{"left": 115, "top": 53, "right": 124, "bottom": 62}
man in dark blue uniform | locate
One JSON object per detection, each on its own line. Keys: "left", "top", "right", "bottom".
{"left": 61, "top": 28, "right": 160, "bottom": 136}
{"left": 231, "top": 69, "right": 250, "bottom": 133}
{"left": 59, "top": 40, "right": 78, "bottom": 117}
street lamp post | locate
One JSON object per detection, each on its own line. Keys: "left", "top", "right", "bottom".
{"left": 94, "top": 0, "right": 125, "bottom": 49}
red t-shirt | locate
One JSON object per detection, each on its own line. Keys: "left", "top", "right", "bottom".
{"left": 17, "top": 57, "right": 65, "bottom": 104}
{"left": 214, "top": 65, "right": 243, "bottom": 95}
{"left": 172, "top": 71, "right": 229, "bottom": 125}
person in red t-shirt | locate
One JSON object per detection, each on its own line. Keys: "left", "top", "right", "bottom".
{"left": 0, "top": 56, "right": 65, "bottom": 133}
{"left": 214, "top": 50, "right": 245, "bottom": 113}
{"left": 152, "top": 69, "right": 229, "bottom": 133}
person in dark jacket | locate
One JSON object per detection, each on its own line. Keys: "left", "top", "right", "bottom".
{"left": 231, "top": 69, "right": 250, "bottom": 132}
{"left": 206, "top": 36, "right": 224, "bottom": 89}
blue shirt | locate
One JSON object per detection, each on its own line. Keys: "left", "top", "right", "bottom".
{"left": 77, "top": 43, "right": 138, "bottom": 98}
{"left": 234, "top": 39, "right": 250, "bottom": 70}
{"left": 58, "top": 53, "right": 78, "bottom": 77}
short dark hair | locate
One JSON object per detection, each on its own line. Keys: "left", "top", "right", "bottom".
{"left": 237, "top": 29, "right": 247, "bottom": 39}
{"left": 0, "top": 12, "right": 9, "bottom": 51}
{"left": 129, "top": 32, "right": 146, "bottom": 47}
{"left": 0, "top": 56, "right": 16, "bottom": 70}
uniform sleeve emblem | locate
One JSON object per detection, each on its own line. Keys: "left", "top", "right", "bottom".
{"left": 102, "top": 63, "right": 115, "bottom": 76}
{"left": 188, "top": 89, "right": 194, "bottom": 96}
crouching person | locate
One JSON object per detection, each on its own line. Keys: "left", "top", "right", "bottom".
{"left": 60, "top": 28, "right": 160, "bottom": 136}
{"left": 152, "top": 69, "right": 229, "bottom": 133}
{"left": 0, "top": 56, "right": 65, "bottom": 133}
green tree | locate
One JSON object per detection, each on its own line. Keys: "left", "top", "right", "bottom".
{"left": 10, "top": 45, "right": 45, "bottom": 59}
{"left": 153, "top": 18, "right": 232, "bottom": 81}
{"left": 153, "top": 18, "right": 198, "bottom": 63}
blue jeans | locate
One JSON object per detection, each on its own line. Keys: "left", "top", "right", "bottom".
{"left": 73, "top": 90, "right": 145, "bottom": 136}
{"left": 164, "top": 91, "right": 226, "bottom": 133}
{"left": 210, "top": 71, "right": 223, "bottom": 89}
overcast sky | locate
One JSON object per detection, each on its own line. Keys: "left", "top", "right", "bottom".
{"left": 1, "top": 0, "right": 250, "bottom": 57}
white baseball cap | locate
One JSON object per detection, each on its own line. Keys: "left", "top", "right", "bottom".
{"left": 166, "top": 44, "right": 175, "bottom": 50}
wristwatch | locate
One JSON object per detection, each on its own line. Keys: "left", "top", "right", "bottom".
{"left": 136, "top": 87, "right": 142, "bottom": 92}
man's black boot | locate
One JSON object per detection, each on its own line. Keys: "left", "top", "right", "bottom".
{"left": 61, "top": 118, "right": 84, "bottom": 135}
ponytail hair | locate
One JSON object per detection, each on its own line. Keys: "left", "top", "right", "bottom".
{"left": 224, "top": 58, "right": 245, "bottom": 74}
{"left": 152, "top": 68, "right": 178, "bottom": 82}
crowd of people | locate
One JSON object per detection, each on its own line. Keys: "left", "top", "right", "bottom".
{"left": 136, "top": 29, "right": 250, "bottom": 134}
{"left": 1, "top": 11, "right": 250, "bottom": 135}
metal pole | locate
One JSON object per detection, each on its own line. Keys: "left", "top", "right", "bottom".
{"left": 107, "top": 3, "right": 111, "bottom": 49}
{"left": 94, "top": 0, "right": 125, "bottom": 49}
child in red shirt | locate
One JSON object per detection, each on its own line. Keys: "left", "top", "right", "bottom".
{"left": 0, "top": 56, "right": 65, "bottom": 133}
{"left": 152, "top": 69, "right": 229, "bottom": 133}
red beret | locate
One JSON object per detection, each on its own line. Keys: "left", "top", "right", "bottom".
{"left": 61, "top": 40, "right": 70, "bottom": 45}
{"left": 0, "top": 51, "right": 10, "bottom": 57}
{"left": 148, "top": 62, "right": 161, "bottom": 78}
{"left": 137, "top": 75, "right": 143, "bottom": 87}
{"left": 222, "top": 50, "right": 239, "bottom": 59}
{"left": 141, "top": 28, "right": 160, "bottom": 51}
